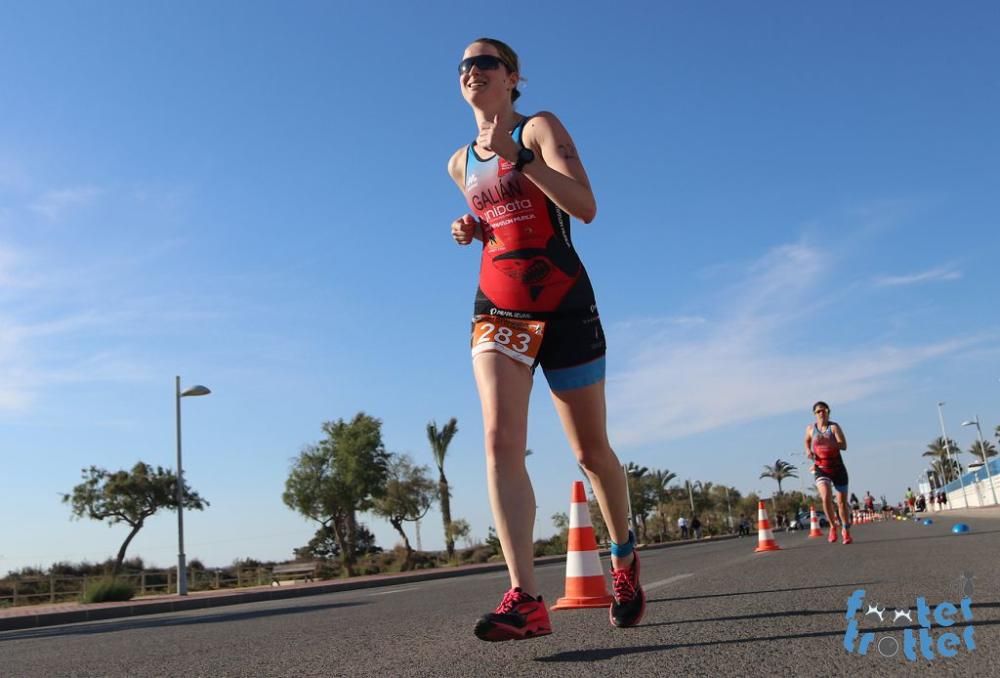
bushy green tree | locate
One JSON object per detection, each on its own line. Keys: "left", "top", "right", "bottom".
{"left": 372, "top": 454, "right": 437, "bottom": 570}
{"left": 62, "top": 462, "right": 207, "bottom": 575}
{"left": 447, "top": 518, "right": 472, "bottom": 549}
{"left": 283, "top": 412, "right": 390, "bottom": 576}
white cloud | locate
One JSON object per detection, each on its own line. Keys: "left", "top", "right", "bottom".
{"left": 0, "top": 240, "right": 147, "bottom": 413}
{"left": 607, "top": 242, "right": 972, "bottom": 446}
{"left": 29, "top": 186, "right": 103, "bottom": 220}
{"left": 873, "top": 266, "right": 962, "bottom": 287}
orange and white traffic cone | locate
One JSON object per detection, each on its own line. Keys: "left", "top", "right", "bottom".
{"left": 755, "top": 500, "right": 782, "bottom": 552}
{"left": 551, "top": 481, "right": 614, "bottom": 610}
{"left": 808, "top": 505, "right": 823, "bottom": 538}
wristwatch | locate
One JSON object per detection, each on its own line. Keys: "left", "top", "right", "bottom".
{"left": 514, "top": 146, "right": 535, "bottom": 172}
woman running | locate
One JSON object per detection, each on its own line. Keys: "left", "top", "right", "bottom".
{"left": 804, "top": 401, "right": 852, "bottom": 545}
{"left": 447, "top": 37, "right": 643, "bottom": 641}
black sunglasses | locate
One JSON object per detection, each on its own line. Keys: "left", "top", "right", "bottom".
{"left": 458, "top": 54, "right": 511, "bottom": 75}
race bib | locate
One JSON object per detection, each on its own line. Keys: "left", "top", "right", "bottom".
{"left": 471, "top": 316, "right": 546, "bottom": 366}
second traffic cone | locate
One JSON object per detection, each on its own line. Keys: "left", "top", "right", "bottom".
{"left": 551, "top": 481, "right": 614, "bottom": 610}
{"left": 808, "top": 505, "right": 823, "bottom": 538}
{"left": 755, "top": 500, "right": 782, "bottom": 552}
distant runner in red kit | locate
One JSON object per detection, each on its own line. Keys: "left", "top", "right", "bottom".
{"left": 805, "top": 401, "right": 852, "bottom": 545}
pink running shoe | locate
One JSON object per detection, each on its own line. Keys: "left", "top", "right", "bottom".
{"left": 474, "top": 587, "right": 552, "bottom": 642}
{"left": 610, "top": 551, "right": 646, "bottom": 628}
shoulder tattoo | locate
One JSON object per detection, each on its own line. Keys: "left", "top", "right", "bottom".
{"left": 557, "top": 143, "right": 577, "bottom": 160}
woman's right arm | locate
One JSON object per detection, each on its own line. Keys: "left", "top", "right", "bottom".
{"left": 447, "top": 146, "right": 467, "bottom": 191}
{"left": 448, "top": 147, "right": 481, "bottom": 245}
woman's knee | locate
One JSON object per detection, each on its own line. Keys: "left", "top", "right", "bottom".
{"left": 483, "top": 427, "right": 527, "bottom": 468}
{"left": 574, "top": 443, "right": 616, "bottom": 474}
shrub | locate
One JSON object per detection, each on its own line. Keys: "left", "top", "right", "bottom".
{"left": 316, "top": 561, "right": 340, "bottom": 579}
{"left": 457, "top": 546, "right": 493, "bottom": 565}
{"left": 408, "top": 551, "right": 438, "bottom": 570}
{"left": 82, "top": 578, "right": 136, "bottom": 604}
{"left": 533, "top": 535, "right": 566, "bottom": 557}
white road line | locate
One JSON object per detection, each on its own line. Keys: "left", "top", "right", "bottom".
{"left": 643, "top": 573, "right": 693, "bottom": 592}
{"left": 367, "top": 585, "right": 421, "bottom": 596}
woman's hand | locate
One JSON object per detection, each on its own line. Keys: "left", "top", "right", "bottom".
{"left": 451, "top": 214, "right": 479, "bottom": 245}
{"left": 477, "top": 114, "right": 518, "bottom": 162}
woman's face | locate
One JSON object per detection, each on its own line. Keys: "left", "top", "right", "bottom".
{"left": 814, "top": 406, "right": 830, "bottom": 426}
{"left": 459, "top": 42, "right": 517, "bottom": 107}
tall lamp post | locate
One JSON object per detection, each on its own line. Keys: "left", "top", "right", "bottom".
{"left": 176, "top": 376, "right": 211, "bottom": 596}
{"left": 937, "top": 401, "right": 968, "bottom": 508}
{"left": 962, "top": 415, "right": 998, "bottom": 507}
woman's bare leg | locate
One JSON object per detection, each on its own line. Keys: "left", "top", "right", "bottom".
{"left": 818, "top": 481, "right": 837, "bottom": 528}
{"left": 549, "top": 379, "right": 633, "bottom": 569}
{"left": 473, "top": 352, "right": 537, "bottom": 595}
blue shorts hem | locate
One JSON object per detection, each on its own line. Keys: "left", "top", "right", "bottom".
{"left": 543, "top": 356, "right": 606, "bottom": 391}
{"left": 816, "top": 476, "right": 849, "bottom": 495}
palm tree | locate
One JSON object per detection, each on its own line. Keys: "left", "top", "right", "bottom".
{"left": 759, "top": 459, "right": 798, "bottom": 494}
{"left": 969, "top": 439, "right": 998, "bottom": 464}
{"left": 650, "top": 469, "right": 676, "bottom": 541}
{"left": 427, "top": 418, "right": 459, "bottom": 560}
{"left": 923, "top": 437, "right": 962, "bottom": 482}
{"left": 930, "top": 457, "right": 963, "bottom": 487}
{"left": 624, "top": 463, "right": 649, "bottom": 541}
{"left": 692, "top": 480, "right": 715, "bottom": 513}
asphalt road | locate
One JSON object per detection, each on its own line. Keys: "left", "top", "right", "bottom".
{"left": 2, "top": 516, "right": 998, "bottom": 677}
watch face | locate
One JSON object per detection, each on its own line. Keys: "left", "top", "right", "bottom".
{"left": 517, "top": 147, "right": 534, "bottom": 167}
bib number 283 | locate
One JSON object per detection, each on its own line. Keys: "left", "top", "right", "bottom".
{"left": 471, "top": 316, "right": 546, "bottom": 366}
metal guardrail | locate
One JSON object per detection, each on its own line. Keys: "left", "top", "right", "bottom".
{"left": 0, "top": 567, "right": 276, "bottom": 608}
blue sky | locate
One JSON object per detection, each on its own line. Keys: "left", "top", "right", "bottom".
{"left": 2, "top": 2, "right": 998, "bottom": 574}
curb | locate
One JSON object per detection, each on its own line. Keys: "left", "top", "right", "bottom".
{"left": 0, "top": 534, "right": 738, "bottom": 632}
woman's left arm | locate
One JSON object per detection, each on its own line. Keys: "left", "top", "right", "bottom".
{"left": 519, "top": 112, "right": 597, "bottom": 223}
{"left": 832, "top": 423, "right": 848, "bottom": 451}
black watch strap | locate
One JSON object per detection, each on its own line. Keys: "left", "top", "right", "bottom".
{"left": 514, "top": 146, "right": 535, "bottom": 172}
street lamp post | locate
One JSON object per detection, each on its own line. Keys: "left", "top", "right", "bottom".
{"left": 175, "top": 376, "right": 211, "bottom": 596}
{"left": 937, "top": 401, "right": 968, "bottom": 508}
{"left": 962, "top": 415, "right": 998, "bottom": 506}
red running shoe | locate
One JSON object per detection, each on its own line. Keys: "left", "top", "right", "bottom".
{"left": 610, "top": 551, "right": 646, "bottom": 628}
{"left": 842, "top": 529, "right": 853, "bottom": 545}
{"left": 828, "top": 525, "right": 838, "bottom": 543}
{"left": 474, "top": 587, "right": 552, "bottom": 642}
